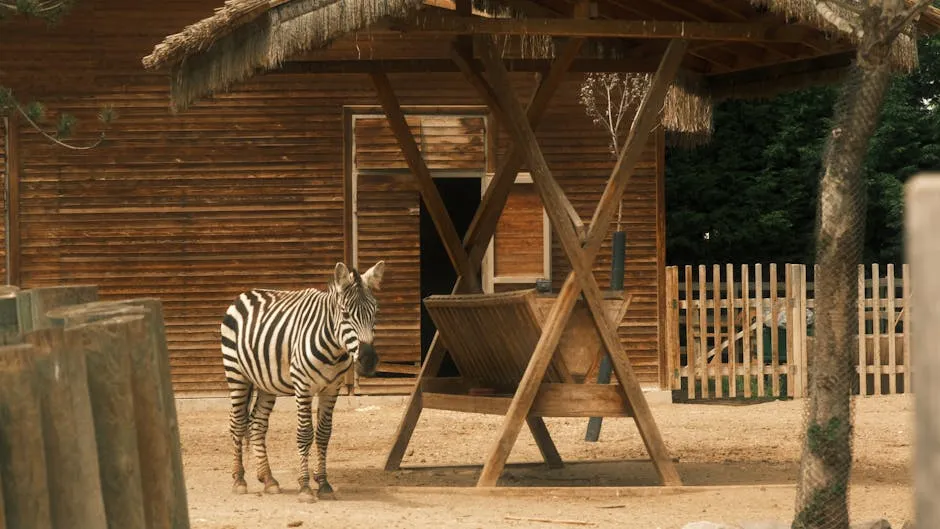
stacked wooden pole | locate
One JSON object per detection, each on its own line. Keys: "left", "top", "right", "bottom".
{"left": 0, "top": 285, "right": 191, "bottom": 529}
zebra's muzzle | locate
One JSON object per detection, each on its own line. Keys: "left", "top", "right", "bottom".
{"left": 357, "top": 342, "right": 379, "bottom": 377}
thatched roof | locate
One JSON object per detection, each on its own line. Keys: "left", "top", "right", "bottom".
{"left": 141, "top": 0, "right": 940, "bottom": 144}
{"left": 143, "top": 0, "right": 428, "bottom": 110}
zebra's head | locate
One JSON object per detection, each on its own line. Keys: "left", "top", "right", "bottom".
{"left": 330, "top": 260, "right": 385, "bottom": 378}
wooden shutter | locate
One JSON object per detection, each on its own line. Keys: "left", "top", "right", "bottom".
{"left": 486, "top": 174, "right": 550, "bottom": 293}
{"left": 352, "top": 114, "right": 486, "bottom": 390}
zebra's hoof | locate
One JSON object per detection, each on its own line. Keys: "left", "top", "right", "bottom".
{"left": 264, "top": 481, "right": 281, "bottom": 494}
{"left": 318, "top": 481, "right": 336, "bottom": 500}
{"left": 233, "top": 482, "right": 248, "bottom": 495}
{"left": 298, "top": 487, "right": 316, "bottom": 503}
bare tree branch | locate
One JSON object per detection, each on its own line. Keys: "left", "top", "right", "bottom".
{"left": 815, "top": 1, "right": 865, "bottom": 37}
{"left": 883, "top": 0, "right": 934, "bottom": 41}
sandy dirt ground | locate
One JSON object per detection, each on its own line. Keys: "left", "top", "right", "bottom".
{"left": 175, "top": 393, "right": 916, "bottom": 529}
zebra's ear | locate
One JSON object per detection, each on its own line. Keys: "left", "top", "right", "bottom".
{"left": 361, "top": 260, "right": 385, "bottom": 291}
{"left": 333, "top": 262, "right": 353, "bottom": 289}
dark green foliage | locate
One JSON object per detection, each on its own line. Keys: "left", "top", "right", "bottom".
{"left": 665, "top": 35, "right": 940, "bottom": 266}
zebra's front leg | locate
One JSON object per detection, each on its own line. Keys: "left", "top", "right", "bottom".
{"left": 249, "top": 391, "right": 281, "bottom": 494}
{"left": 295, "top": 389, "right": 316, "bottom": 503}
{"left": 313, "top": 388, "right": 340, "bottom": 500}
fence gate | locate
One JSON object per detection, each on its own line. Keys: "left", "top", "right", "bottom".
{"left": 665, "top": 263, "right": 912, "bottom": 400}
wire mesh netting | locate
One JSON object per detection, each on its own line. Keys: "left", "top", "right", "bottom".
{"left": 793, "top": 55, "right": 894, "bottom": 529}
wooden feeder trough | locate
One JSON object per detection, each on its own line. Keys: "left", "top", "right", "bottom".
{"left": 421, "top": 289, "right": 634, "bottom": 418}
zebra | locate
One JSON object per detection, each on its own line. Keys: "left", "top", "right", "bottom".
{"left": 220, "top": 260, "right": 385, "bottom": 503}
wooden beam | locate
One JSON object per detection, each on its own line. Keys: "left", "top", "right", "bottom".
{"left": 275, "top": 57, "right": 697, "bottom": 75}
{"left": 421, "top": 384, "right": 635, "bottom": 417}
{"left": 476, "top": 37, "right": 685, "bottom": 487}
{"left": 4, "top": 116, "right": 20, "bottom": 286}
{"left": 369, "top": 72, "right": 479, "bottom": 291}
{"left": 401, "top": 14, "right": 810, "bottom": 42}
{"left": 707, "top": 50, "right": 855, "bottom": 101}
{"left": 382, "top": 44, "right": 581, "bottom": 472}
{"left": 449, "top": 46, "right": 586, "bottom": 242}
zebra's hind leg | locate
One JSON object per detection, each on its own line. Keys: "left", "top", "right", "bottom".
{"left": 249, "top": 390, "right": 281, "bottom": 494}
{"left": 313, "top": 388, "right": 340, "bottom": 500}
{"left": 228, "top": 380, "right": 252, "bottom": 494}
{"left": 294, "top": 387, "right": 316, "bottom": 503}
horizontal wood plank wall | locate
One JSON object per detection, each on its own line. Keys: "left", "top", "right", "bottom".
{"left": 0, "top": 119, "right": 7, "bottom": 284}
{"left": 1, "top": 0, "right": 665, "bottom": 393}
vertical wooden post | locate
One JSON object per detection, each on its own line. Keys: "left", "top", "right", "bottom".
{"left": 67, "top": 315, "right": 147, "bottom": 529}
{"left": 769, "top": 263, "right": 779, "bottom": 397}
{"left": 24, "top": 327, "right": 107, "bottom": 529}
{"left": 904, "top": 173, "right": 940, "bottom": 529}
{"left": 857, "top": 264, "right": 867, "bottom": 396}
{"left": 799, "top": 264, "right": 809, "bottom": 396}
{"left": 697, "top": 264, "right": 707, "bottom": 397}
{"left": 684, "top": 265, "right": 694, "bottom": 399}
{"left": 902, "top": 263, "right": 911, "bottom": 393}
{"left": 785, "top": 264, "right": 794, "bottom": 398}
{"left": 5, "top": 116, "right": 20, "bottom": 287}
{"left": 48, "top": 298, "right": 190, "bottom": 529}
{"left": 755, "top": 263, "right": 765, "bottom": 397}
{"left": 664, "top": 267, "right": 679, "bottom": 391}
{"left": 711, "top": 264, "right": 722, "bottom": 398}
{"left": 741, "top": 264, "right": 752, "bottom": 398}
{"left": 726, "top": 263, "right": 736, "bottom": 398}
{"left": 872, "top": 263, "right": 882, "bottom": 395}
{"left": 0, "top": 344, "right": 53, "bottom": 529}
{"left": 886, "top": 263, "right": 897, "bottom": 394}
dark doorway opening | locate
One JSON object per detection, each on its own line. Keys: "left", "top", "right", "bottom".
{"left": 419, "top": 177, "right": 481, "bottom": 377}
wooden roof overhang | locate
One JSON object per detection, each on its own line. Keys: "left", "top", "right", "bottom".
{"left": 143, "top": 0, "right": 939, "bottom": 489}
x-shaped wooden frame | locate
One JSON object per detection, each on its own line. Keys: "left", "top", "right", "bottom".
{"left": 462, "top": 37, "right": 687, "bottom": 487}
{"left": 373, "top": 29, "right": 685, "bottom": 487}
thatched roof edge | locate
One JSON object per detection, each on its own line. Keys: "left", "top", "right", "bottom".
{"left": 144, "top": 0, "right": 426, "bottom": 110}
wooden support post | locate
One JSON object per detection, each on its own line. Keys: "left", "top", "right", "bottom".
{"left": 476, "top": 37, "right": 686, "bottom": 487}
{"left": 24, "top": 328, "right": 107, "bottom": 529}
{"left": 0, "top": 343, "right": 52, "bottom": 529}
{"left": 369, "top": 72, "right": 480, "bottom": 292}
{"left": 68, "top": 315, "right": 148, "bottom": 529}
{"left": 525, "top": 416, "right": 563, "bottom": 468}
{"left": 383, "top": 40, "right": 582, "bottom": 471}
{"left": 48, "top": 299, "right": 190, "bottom": 529}
{"left": 905, "top": 173, "right": 940, "bottom": 529}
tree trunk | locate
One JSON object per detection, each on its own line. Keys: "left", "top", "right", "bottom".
{"left": 792, "top": 57, "right": 894, "bottom": 529}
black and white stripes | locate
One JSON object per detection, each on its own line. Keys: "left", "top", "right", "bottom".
{"left": 220, "top": 261, "right": 384, "bottom": 503}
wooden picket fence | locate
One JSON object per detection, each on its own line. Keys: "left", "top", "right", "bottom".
{"left": 665, "top": 263, "right": 912, "bottom": 400}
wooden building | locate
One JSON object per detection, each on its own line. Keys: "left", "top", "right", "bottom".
{"left": 2, "top": 0, "right": 938, "bottom": 397}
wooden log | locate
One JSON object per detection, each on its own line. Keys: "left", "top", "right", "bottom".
{"left": 905, "top": 173, "right": 940, "bottom": 529}
{"left": 0, "top": 343, "right": 53, "bottom": 529}
{"left": 16, "top": 285, "right": 98, "bottom": 333}
{"left": 24, "top": 328, "right": 108, "bottom": 529}
{"left": 0, "top": 464, "right": 5, "bottom": 529}
{"left": 67, "top": 315, "right": 147, "bottom": 529}
{"left": 0, "top": 297, "right": 20, "bottom": 346}
{"left": 49, "top": 299, "right": 190, "bottom": 529}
